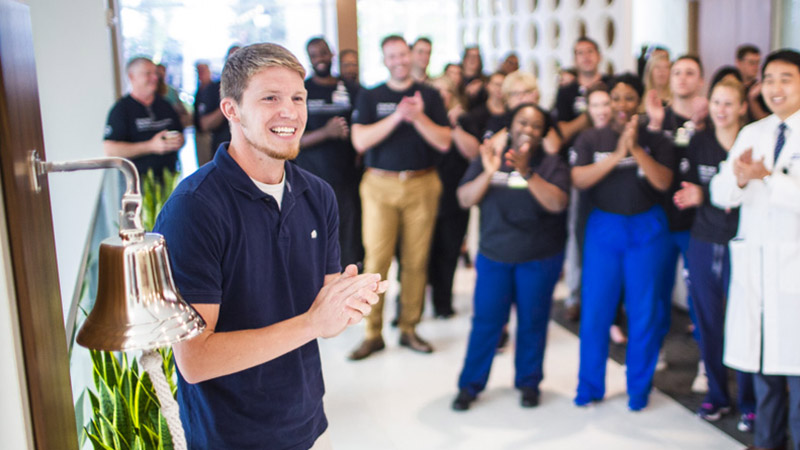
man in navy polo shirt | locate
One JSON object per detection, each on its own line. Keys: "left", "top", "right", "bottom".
{"left": 154, "top": 43, "right": 387, "bottom": 450}
{"left": 349, "top": 35, "right": 451, "bottom": 360}
{"left": 103, "top": 56, "right": 184, "bottom": 179}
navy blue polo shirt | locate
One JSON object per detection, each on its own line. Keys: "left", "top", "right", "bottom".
{"left": 153, "top": 144, "right": 340, "bottom": 450}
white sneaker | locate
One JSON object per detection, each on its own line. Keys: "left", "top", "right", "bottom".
{"left": 691, "top": 360, "right": 708, "bottom": 393}
{"left": 655, "top": 350, "right": 668, "bottom": 371}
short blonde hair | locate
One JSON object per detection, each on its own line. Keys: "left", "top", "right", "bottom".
{"left": 221, "top": 43, "right": 306, "bottom": 103}
{"left": 501, "top": 70, "right": 538, "bottom": 100}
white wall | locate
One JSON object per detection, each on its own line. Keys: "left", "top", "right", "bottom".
{"left": 28, "top": 0, "right": 116, "bottom": 319}
{"left": 0, "top": 181, "right": 34, "bottom": 450}
{"left": 632, "top": 0, "right": 688, "bottom": 57}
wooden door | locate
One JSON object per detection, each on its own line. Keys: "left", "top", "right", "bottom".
{"left": 0, "top": 0, "right": 78, "bottom": 448}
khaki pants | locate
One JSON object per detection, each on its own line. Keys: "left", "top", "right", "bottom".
{"left": 360, "top": 169, "right": 442, "bottom": 338}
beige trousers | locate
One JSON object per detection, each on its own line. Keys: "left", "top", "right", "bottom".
{"left": 360, "top": 170, "right": 442, "bottom": 338}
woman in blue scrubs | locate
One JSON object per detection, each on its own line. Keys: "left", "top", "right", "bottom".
{"left": 673, "top": 76, "right": 756, "bottom": 427}
{"left": 571, "top": 74, "right": 674, "bottom": 411}
{"left": 452, "top": 103, "right": 570, "bottom": 410}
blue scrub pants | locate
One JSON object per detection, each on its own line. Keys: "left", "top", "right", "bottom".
{"left": 458, "top": 252, "right": 564, "bottom": 397}
{"left": 576, "top": 206, "right": 671, "bottom": 410}
{"left": 659, "top": 230, "right": 701, "bottom": 344}
{"left": 753, "top": 374, "right": 800, "bottom": 450}
{"left": 687, "top": 237, "right": 755, "bottom": 412}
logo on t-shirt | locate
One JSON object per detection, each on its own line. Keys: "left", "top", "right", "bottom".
{"left": 307, "top": 99, "right": 350, "bottom": 115}
{"left": 135, "top": 117, "right": 173, "bottom": 133}
{"left": 594, "top": 152, "right": 636, "bottom": 168}
{"left": 679, "top": 157, "right": 691, "bottom": 174}
{"left": 376, "top": 102, "right": 397, "bottom": 118}
{"left": 698, "top": 164, "right": 717, "bottom": 184}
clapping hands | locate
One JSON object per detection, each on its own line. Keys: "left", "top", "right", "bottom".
{"left": 396, "top": 91, "right": 425, "bottom": 123}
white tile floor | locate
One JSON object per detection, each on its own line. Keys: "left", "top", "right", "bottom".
{"left": 318, "top": 263, "right": 742, "bottom": 450}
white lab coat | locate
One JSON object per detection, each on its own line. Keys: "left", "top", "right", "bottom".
{"left": 710, "top": 110, "right": 800, "bottom": 375}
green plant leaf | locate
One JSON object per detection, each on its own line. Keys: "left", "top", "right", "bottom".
{"left": 157, "top": 413, "right": 174, "bottom": 450}
{"left": 88, "top": 390, "right": 100, "bottom": 415}
{"left": 98, "top": 380, "right": 115, "bottom": 445}
{"left": 99, "top": 414, "right": 125, "bottom": 450}
{"left": 85, "top": 428, "right": 115, "bottom": 450}
{"left": 113, "top": 389, "right": 134, "bottom": 449}
{"left": 132, "top": 435, "right": 146, "bottom": 450}
{"left": 140, "top": 423, "right": 159, "bottom": 448}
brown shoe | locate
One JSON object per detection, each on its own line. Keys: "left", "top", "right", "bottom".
{"left": 399, "top": 332, "right": 433, "bottom": 353}
{"left": 348, "top": 337, "right": 385, "bottom": 361}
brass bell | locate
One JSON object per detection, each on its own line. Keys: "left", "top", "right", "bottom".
{"left": 76, "top": 233, "right": 205, "bottom": 352}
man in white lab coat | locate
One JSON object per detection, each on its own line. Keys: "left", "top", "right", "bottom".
{"left": 711, "top": 49, "right": 800, "bottom": 450}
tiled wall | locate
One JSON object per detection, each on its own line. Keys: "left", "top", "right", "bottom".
{"left": 459, "top": 0, "right": 634, "bottom": 108}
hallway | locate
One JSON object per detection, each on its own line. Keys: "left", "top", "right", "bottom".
{"left": 319, "top": 262, "right": 742, "bottom": 449}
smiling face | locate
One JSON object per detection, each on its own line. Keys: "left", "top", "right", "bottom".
{"left": 763, "top": 60, "right": 800, "bottom": 121}
{"left": 504, "top": 78, "right": 538, "bottom": 109}
{"left": 445, "top": 64, "right": 463, "bottom": 86}
{"left": 128, "top": 59, "right": 159, "bottom": 98}
{"left": 383, "top": 40, "right": 412, "bottom": 82}
{"left": 708, "top": 84, "right": 746, "bottom": 130}
{"left": 574, "top": 41, "right": 600, "bottom": 75}
{"left": 486, "top": 73, "right": 505, "bottom": 102}
{"left": 307, "top": 40, "right": 333, "bottom": 78}
{"left": 229, "top": 66, "right": 307, "bottom": 160}
{"left": 610, "top": 82, "right": 640, "bottom": 129}
{"left": 670, "top": 58, "right": 703, "bottom": 99}
{"left": 650, "top": 58, "right": 671, "bottom": 90}
{"left": 510, "top": 105, "right": 546, "bottom": 150}
{"left": 463, "top": 48, "right": 482, "bottom": 77}
{"left": 587, "top": 90, "right": 612, "bottom": 128}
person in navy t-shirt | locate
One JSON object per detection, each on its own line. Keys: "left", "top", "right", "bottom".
{"left": 296, "top": 37, "right": 364, "bottom": 268}
{"left": 103, "top": 57, "right": 184, "bottom": 179}
{"left": 154, "top": 43, "right": 388, "bottom": 450}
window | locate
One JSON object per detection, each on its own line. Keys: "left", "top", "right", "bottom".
{"left": 357, "top": 0, "right": 461, "bottom": 86}
{"left": 119, "top": 0, "right": 337, "bottom": 100}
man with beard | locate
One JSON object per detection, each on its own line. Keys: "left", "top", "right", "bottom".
{"left": 349, "top": 35, "right": 451, "bottom": 360}
{"left": 154, "top": 43, "right": 388, "bottom": 450}
{"left": 297, "top": 37, "right": 364, "bottom": 267}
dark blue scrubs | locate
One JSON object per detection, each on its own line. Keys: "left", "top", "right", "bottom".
{"left": 456, "top": 149, "right": 569, "bottom": 398}
{"left": 571, "top": 125, "right": 674, "bottom": 410}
